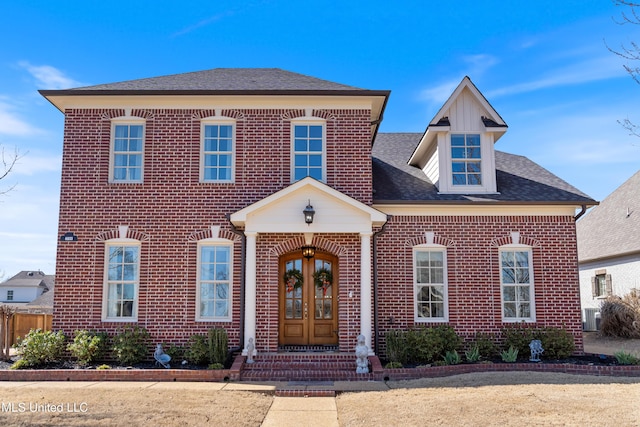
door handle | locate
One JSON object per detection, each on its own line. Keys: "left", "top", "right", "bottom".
{"left": 304, "top": 301, "right": 308, "bottom": 320}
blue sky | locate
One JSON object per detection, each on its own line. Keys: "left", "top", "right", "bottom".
{"left": 1, "top": 0, "right": 639, "bottom": 278}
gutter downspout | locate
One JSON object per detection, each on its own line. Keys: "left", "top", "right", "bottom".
{"left": 574, "top": 205, "right": 587, "bottom": 221}
{"left": 227, "top": 215, "right": 246, "bottom": 354}
{"left": 372, "top": 215, "right": 391, "bottom": 355}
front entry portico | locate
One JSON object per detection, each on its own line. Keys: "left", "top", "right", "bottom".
{"left": 230, "top": 177, "right": 387, "bottom": 355}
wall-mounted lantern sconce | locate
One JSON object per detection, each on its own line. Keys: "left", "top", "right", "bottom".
{"left": 301, "top": 245, "right": 316, "bottom": 259}
{"left": 303, "top": 200, "right": 315, "bottom": 225}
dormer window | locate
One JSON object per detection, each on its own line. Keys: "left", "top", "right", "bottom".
{"left": 407, "top": 77, "right": 506, "bottom": 195}
{"left": 451, "top": 134, "right": 481, "bottom": 186}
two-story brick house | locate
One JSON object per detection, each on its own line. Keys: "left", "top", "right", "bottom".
{"left": 40, "top": 69, "right": 595, "bottom": 356}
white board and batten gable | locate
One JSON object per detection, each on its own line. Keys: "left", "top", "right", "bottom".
{"left": 408, "top": 76, "right": 507, "bottom": 195}
{"left": 230, "top": 177, "right": 387, "bottom": 234}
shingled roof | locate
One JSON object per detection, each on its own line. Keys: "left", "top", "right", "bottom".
{"left": 372, "top": 133, "right": 595, "bottom": 204}
{"left": 577, "top": 170, "right": 640, "bottom": 262}
{"left": 42, "top": 68, "right": 375, "bottom": 94}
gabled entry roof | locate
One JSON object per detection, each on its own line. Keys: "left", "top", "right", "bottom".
{"left": 230, "top": 177, "right": 387, "bottom": 233}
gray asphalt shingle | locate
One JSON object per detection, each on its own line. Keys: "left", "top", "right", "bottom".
{"left": 372, "top": 132, "right": 595, "bottom": 204}
{"left": 68, "top": 68, "right": 366, "bottom": 92}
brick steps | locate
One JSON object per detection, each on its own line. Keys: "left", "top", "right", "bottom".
{"left": 237, "top": 353, "right": 383, "bottom": 382}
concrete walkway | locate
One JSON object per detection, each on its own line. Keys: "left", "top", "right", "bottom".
{"left": 262, "top": 396, "right": 338, "bottom": 427}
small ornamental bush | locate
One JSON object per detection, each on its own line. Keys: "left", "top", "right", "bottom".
{"left": 208, "top": 328, "right": 228, "bottom": 366}
{"left": 385, "top": 325, "right": 462, "bottom": 365}
{"left": 384, "top": 361, "right": 403, "bottom": 369}
{"left": 67, "top": 330, "right": 108, "bottom": 366}
{"left": 185, "top": 328, "right": 229, "bottom": 366}
{"left": 162, "top": 343, "right": 186, "bottom": 362}
{"left": 12, "top": 329, "right": 66, "bottom": 368}
{"left": 185, "top": 335, "right": 209, "bottom": 365}
{"left": 500, "top": 346, "right": 519, "bottom": 363}
{"left": 444, "top": 350, "right": 462, "bottom": 365}
{"left": 502, "top": 323, "right": 534, "bottom": 359}
{"left": 111, "top": 326, "right": 150, "bottom": 366}
{"left": 600, "top": 290, "right": 640, "bottom": 338}
{"left": 614, "top": 350, "right": 640, "bottom": 365}
{"left": 464, "top": 345, "right": 481, "bottom": 363}
{"left": 535, "top": 327, "right": 575, "bottom": 359}
{"left": 471, "top": 332, "right": 499, "bottom": 360}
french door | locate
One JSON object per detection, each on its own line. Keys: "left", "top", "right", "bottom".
{"left": 279, "top": 252, "right": 338, "bottom": 346}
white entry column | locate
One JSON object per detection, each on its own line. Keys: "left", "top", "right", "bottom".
{"left": 243, "top": 231, "right": 258, "bottom": 356}
{"left": 360, "top": 231, "right": 374, "bottom": 355}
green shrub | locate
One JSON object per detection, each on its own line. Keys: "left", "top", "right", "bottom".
{"left": 13, "top": 329, "right": 66, "bottom": 368}
{"left": 185, "top": 335, "right": 209, "bottom": 365}
{"left": 464, "top": 345, "right": 481, "bottom": 363}
{"left": 614, "top": 350, "right": 640, "bottom": 365}
{"left": 208, "top": 362, "right": 225, "bottom": 370}
{"left": 535, "top": 327, "right": 575, "bottom": 359}
{"left": 444, "top": 350, "right": 461, "bottom": 365}
{"left": 385, "top": 330, "right": 406, "bottom": 364}
{"left": 471, "top": 332, "right": 499, "bottom": 360}
{"left": 185, "top": 329, "right": 229, "bottom": 366}
{"left": 111, "top": 326, "right": 149, "bottom": 366}
{"left": 500, "top": 346, "right": 519, "bottom": 363}
{"left": 208, "top": 328, "right": 228, "bottom": 365}
{"left": 502, "top": 324, "right": 534, "bottom": 359}
{"left": 384, "top": 361, "right": 403, "bottom": 369}
{"left": 96, "top": 364, "right": 111, "bottom": 370}
{"left": 162, "top": 343, "right": 185, "bottom": 362}
{"left": 384, "top": 326, "right": 462, "bottom": 365}
{"left": 67, "top": 330, "right": 108, "bottom": 366}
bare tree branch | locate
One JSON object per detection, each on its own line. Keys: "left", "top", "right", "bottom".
{"left": 0, "top": 145, "right": 22, "bottom": 196}
{"left": 608, "top": 0, "right": 640, "bottom": 135}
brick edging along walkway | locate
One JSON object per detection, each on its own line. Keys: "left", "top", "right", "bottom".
{"left": 1, "top": 361, "right": 639, "bottom": 382}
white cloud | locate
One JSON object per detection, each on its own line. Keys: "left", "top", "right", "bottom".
{"left": 11, "top": 152, "right": 62, "bottom": 176}
{"left": 18, "top": 62, "right": 83, "bottom": 89}
{"left": 487, "top": 54, "right": 625, "bottom": 98}
{"left": 419, "top": 54, "right": 500, "bottom": 104}
{"left": 0, "top": 99, "right": 42, "bottom": 136}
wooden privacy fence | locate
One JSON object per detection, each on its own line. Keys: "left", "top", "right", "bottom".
{"left": 9, "top": 313, "right": 52, "bottom": 346}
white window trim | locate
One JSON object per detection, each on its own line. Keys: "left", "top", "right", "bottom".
{"left": 437, "top": 132, "right": 497, "bottom": 194}
{"left": 200, "top": 117, "right": 236, "bottom": 183}
{"left": 109, "top": 117, "right": 146, "bottom": 183}
{"left": 499, "top": 244, "right": 536, "bottom": 323}
{"left": 196, "top": 238, "right": 234, "bottom": 322}
{"left": 413, "top": 244, "right": 448, "bottom": 323}
{"left": 102, "top": 238, "right": 141, "bottom": 322}
{"left": 290, "top": 118, "right": 326, "bottom": 183}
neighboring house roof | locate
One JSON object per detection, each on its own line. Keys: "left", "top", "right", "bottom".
{"left": 577, "top": 170, "right": 640, "bottom": 262}
{"left": 372, "top": 132, "right": 596, "bottom": 205}
{"left": 1, "top": 271, "right": 53, "bottom": 290}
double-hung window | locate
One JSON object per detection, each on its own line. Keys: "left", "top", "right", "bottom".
{"left": 111, "top": 122, "right": 144, "bottom": 182}
{"left": 6, "top": 290, "right": 13, "bottom": 301}
{"left": 104, "top": 243, "right": 140, "bottom": 320}
{"left": 197, "top": 242, "right": 232, "bottom": 321}
{"left": 414, "top": 247, "right": 448, "bottom": 321}
{"left": 292, "top": 123, "right": 324, "bottom": 182}
{"left": 451, "top": 134, "right": 481, "bottom": 186}
{"left": 202, "top": 121, "right": 234, "bottom": 182}
{"left": 500, "top": 247, "right": 535, "bottom": 321}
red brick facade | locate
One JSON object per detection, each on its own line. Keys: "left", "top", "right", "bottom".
{"left": 53, "top": 105, "right": 584, "bottom": 357}
{"left": 375, "top": 215, "right": 583, "bottom": 354}
{"left": 54, "top": 108, "right": 372, "bottom": 350}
